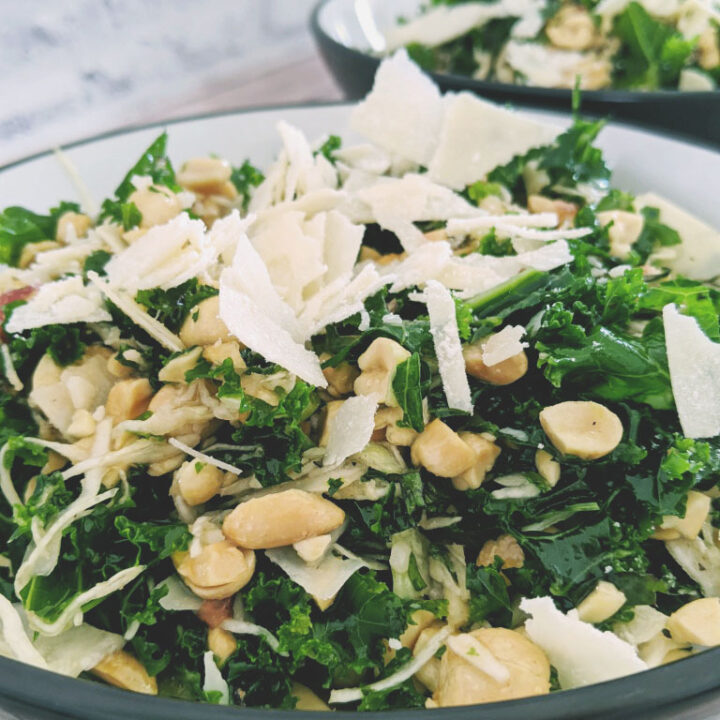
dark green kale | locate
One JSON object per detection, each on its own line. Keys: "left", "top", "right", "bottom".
{"left": 187, "top": 360, "right": 318, "bottom": 485}
{"left": 82, "top": 249, "right": 113, "bottom": 280}
{"left": 231, "top": 160, "right": 265, "bottom": 212}
{"left": 0, "top": 202, "right": 80, "bottom": 267}
{"left": 612, "top": 2, "right": 697, "bottom": 89}
{"left": 315, "top": 135, "right": 342, "bottom": 163}
{"left": 99, "top": 132, "right": 180, "bottom": 226}
{"left": 135, "top": 278, "right": 218, "bottom": 333}
{"left": 392, "top": 354, "right": 426, "bottom": 432}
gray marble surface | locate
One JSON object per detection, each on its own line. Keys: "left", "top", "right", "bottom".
{"left": 0, "top": 0, "right": 342, "bottom": 165}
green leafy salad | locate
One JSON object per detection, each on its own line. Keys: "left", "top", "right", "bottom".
{"left": 0, "top": 53, "right": 719, "bottom": 712}
{"left": 387, "top": 0, "right": 720, "bottom": 91}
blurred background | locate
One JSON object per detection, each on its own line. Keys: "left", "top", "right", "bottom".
{"left": 0, "top": 0, "right": 342, "bottom": 165}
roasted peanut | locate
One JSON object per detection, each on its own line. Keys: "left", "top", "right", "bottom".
{"left": 107, "top": 353, "right": 134, "bottom": 379}
{"left": 698, "top": 27, "right": 720, "bottom": 71}
{"left": 208, "top": 627, "right": 237, "bottom": 664}
{"left": 411, "top": 419, "right": 476, "bottom": 478}
{"left": 178, "top": 157, "right": 232, "bottom": 194}
{"left": 175, "top": 460, "right": 224, "bottom": 506}
{"left": 292, "top": 683, "right": 331, "bottom": 711}
{"left": 19, "top": 241, "right": 60, "bottom": 268}
{"left": 453, "top": 432, "right": 501, "bottom": 490}
{"left": 655, "top": 491, "right": 711, "bottom": 541}
{"left": 179, "top": 296, "right": 232, "bottom": 346}
{"left": 241, "top": 371, "right": 294, "bottom": 407}
{"left": 92, "top": 650, "right": 157, "bottom": 695}
{"left": 321, "top": 353, "right": 359, "bottom": 398}
{"left": 56, "top": 211, "right": 92, "bottom": 241}
{"left": 175, "top": 540, "right": 255, "bottom": 599}
{"left": 539, "top": 401, "right": 623, "bottom": 460}
{"left": 546, "top": 5, "right": 597, "bottom": 50}
{"left": 354, "top": 338, "right": 410, "bottom": 405}
{"left": 596, "top": 210, "right": 644, "bottom": 260}
{"left": 535, "top": 449, "right": 561, "bottom": 487}
{"left": 158, "top": 347, "right": 203, "bottom": 384}
{"left": 399, "top": 609, "right": 439, "bottom": 651}
{"left": 105, "top": 378, "right": 153, "bottom": 424}
{"left": 463, "top": 341, "right": 528, "bottom": 386}
{"left": 128, "top": 184, "right": 182, "bottom": 228}
{"left": 666, "top": 598, "right": 720, "bottom": 647}
{"left": 222, "top": 489, "right": 345, "bottom": 549}
{"left": 293, "top": 534, "right": 333, "bottom": 564}
{"left": 413, "top": 623, "right": 446, "bottom": 692}
{"left": 433, "top": 628, "right": 550, "bottom": 707}
{"left": 67, "top": 409, "right": 96, "bottom": 438}
{"left": 527, "top": 195, "right": 578, "bottom": 226}
{"left": 476, "top": 534, "right": 525, "bottom": 569}
{"left": 576, "top": 581, "right": 627, "bottom": 624}
{"left": 374, "top": 406, "right": 418, "bottom": 447}
{"left": 203, "top": 341, "right": 246, "bottom": 373}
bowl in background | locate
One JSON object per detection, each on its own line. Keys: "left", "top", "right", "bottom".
{"left": 311, "top": 0, "right": 720, "bottom": 147}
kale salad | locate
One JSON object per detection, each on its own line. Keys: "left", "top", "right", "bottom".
{"left": 386, "top": 0, "right": 720, "bottom": 91}
{"left": 0, "top": 52, "right": 719, "bottom": 712}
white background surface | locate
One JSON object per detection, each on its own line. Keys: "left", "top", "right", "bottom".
{"left": 0, "top": 0, "right": 342, "bottom": 165}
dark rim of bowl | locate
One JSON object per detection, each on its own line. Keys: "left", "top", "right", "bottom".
{"left": 309, "top": 0, "right": 720, "bottom": 103}
{"left": 0, "top": 102, "right": 719, "bottom": 719}
{"left": 0, "top": 642, "right": 719, "bottom": 719}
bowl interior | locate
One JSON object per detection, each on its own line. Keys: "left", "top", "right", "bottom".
{"left": 317, "top": 0, "right": 423, "bottom": 52}
{"left": 0, "top": 102, "right": 719, "bottom": 719}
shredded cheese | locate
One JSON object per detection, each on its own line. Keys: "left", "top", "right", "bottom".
{"left": 663, "top": 304, "right": 720, "bottom": 438}
{"left": 203, "top": 651, "right": 230, "bottom": 704}
{"left": 1, "top": 344, "right": 23, "bottom": 392}
{"left": 521, "top": 596, "right": 646, "bottom": 689}
{"left": 265, "top": 546, "right": 367, "bottom": 605}
{"left": 421, "top": 280, "right": 473, "bottom": 413}
{"left": 168, "top": 437, "right": 244, "bottom": 475}
{"left": 27, "top": 565, "right": 146, "bottom": 637}
{"left": 0, "top": 595, "right": 48, "bottom": 669}
{"left": 446, "top": 633, "right": 510, "bottom": 683}
{"left": 34, "top": 622, "right": 124, "bottom": 678}
{"left": 350, "top": 49, "right": 444, "bottom": 166}
{"left": 6, "top": 276, "right": 111, "bottom": 333}
{"left": 428, "top": 93, "right": 559, "bottom": 190}
{"left": 323, "top": 395, "right": 378, "bottom": 467}
{"left": 330, "top": 625, "right": 452, "bottom": 703}
{"left": 87, "top": 272, "right": 184, "bottom": 352}
{"left": 221, "top": 619, "right": 283, "bottom": 654}
{"left": 481, "top": 325, "right": 528, "bottom": 366}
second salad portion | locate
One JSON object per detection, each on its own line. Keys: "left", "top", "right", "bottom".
{"left": 385, "top": 0, "right": 720, "bottom": 91}
{"left": 0, "top": 52, "right": 719, "bottom": 711}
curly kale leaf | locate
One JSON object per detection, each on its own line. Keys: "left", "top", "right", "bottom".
{"left": 612, "top": 2, "right": 697, "bottom": 89}
{"left": 189, "top": 363, "right": 318, "bottom": 485}
{"left": 392, "top": 354, "right": 426, "bottom": 432}
{"left": 135, "top": 278, "right": 218, "bottom": 333}
{"left": 537, "top": 319, "right": 673, "bottom": 410}
{"left": 231, "top": 160, "right": 265, "bottom": 212}
{"left": 99, "top": 131, "right": 180, "bottom": 225}
{"left": 0, "top": 201, "right": 80, "bottom": 267}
